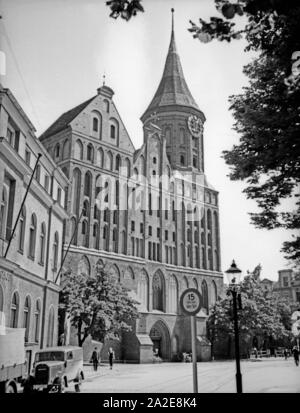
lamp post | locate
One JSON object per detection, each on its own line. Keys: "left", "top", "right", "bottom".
{"left": 225, "top": 260, "right": 243, "bottom": 394}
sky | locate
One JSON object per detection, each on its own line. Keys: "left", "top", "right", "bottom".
{"left": 0, "top": 0, "right": 296, "bottom": 280}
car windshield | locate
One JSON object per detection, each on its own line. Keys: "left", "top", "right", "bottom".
{"left": 35, "top": 351, "right": 65, "bottom": 362}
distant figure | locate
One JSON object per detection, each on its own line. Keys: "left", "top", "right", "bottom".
{"left": 253, "top": 347, "right": 258, "bottom": 359}
{"left": 91, "top": 347, "right": 99, "bottom": 371}
{"left": 284, "top": 348, "right": 288, "bottom": 360}
{"left": 292, "top": 346, "right": 299, "bottom": 366}
{"left": 108, "top": 347, "right": 115, "bottom": 370}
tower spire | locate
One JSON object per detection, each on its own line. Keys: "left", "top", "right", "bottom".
{"left": 141, "top": 9, "right": 201, "bottom": 122}
{"left": 171, "top": 8, "right": 174, "bottom": 34}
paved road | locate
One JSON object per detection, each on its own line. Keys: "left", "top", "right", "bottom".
{"left": 79, "top": 358, "right": 300, "bottom": 393}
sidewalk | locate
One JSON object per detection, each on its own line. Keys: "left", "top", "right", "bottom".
{"left": 83, "top": 363, "right": 112, "bottom": 380}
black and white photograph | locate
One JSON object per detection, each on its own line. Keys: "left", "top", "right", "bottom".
{"left": 0, "top": 0, "right": 299, "bottom": 397}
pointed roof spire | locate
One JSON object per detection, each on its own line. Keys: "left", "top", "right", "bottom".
{"left": 141, "top": 9, "right": 200, "bottom": 121}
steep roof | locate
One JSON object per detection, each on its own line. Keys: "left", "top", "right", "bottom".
{"left": 39, "top": 96, "right": 96, "bottom": 139}
{"left": 142, "top": 13, "right": 200, "bottom": 119}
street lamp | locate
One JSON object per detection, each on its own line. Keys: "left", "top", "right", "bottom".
{"left": 225, "top": 260, "right": 243, "bottom": 394}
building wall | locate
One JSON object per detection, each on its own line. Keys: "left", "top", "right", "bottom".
{"left": 0, "top": 85, "right": 69, "bottom": 371}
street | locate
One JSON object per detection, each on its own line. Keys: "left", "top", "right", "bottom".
{"left": 78, "top": 358, "right": 300, "bottom": 393}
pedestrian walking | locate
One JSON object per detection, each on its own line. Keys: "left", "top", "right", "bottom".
{"left": 108, "top": 347, "right": 115, "bottom": 370}
{"left": 292, "top": 346, "right": 299, "bottom": 366}
{"left": 91, "top": 347, "right": 99, "bottom": 371}
{"left": 283, "top": 348, "right": 288, "bottom": 360}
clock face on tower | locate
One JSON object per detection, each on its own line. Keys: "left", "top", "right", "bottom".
{"left": 187, "top": 115, "right": 203, "bottom": 137}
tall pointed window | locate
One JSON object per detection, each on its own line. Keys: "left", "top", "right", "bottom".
{"left": 52, "top": 231, "right": 59, "bottom": 271}
{"left": 23, "top": 295, "right": 31, "bottom": 342}
{"left": 34, "top": 300, "right": 41, "bottom": 343}
{"left": 18, "top": 206, "right": 26, "bottom": 253}
{"left": 10, "top": 292, "right": 19, "bottom": 328}
{"left": 28, "top": 214, "right": 37, "bottom": 259}
{"left": 39, "top": 222, "right": 46, "bottom": 265}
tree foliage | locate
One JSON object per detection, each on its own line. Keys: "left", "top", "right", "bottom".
{"left": 106, "top": 0, "right": 144, "bottom": 21}
{"left": 60, "top": 263, "right": 139, "bottom": 347}
{"left": 207, "top": 272, "right": 295, "bottom": 357}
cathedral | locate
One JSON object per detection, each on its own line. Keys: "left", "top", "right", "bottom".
{"left": 39, "top": 14, "right": 223, "bottom": 363}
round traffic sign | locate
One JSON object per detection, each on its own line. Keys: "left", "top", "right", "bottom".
{"left": 180, "top": 288, "right": 202, "bottom": 316}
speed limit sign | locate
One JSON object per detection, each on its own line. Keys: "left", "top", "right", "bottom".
{"left": 180, "top": 288, "right": 202, "bottom": 316}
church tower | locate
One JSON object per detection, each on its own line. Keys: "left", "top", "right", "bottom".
{"left": 141, "top": 9, "right": 205, "bottom": 172}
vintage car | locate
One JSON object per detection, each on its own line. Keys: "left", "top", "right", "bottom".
{"left": 30, "top": 346, "right": 84, "bottom": 393}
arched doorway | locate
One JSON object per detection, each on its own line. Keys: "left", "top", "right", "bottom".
{"left": 150, "top": 320, "right": 171, "bottom": 361}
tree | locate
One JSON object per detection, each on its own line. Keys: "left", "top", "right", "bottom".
{"left": 60, "top": 262, "right": 139, "bottom": 347}
{"left": 208, "top": 271, "right": 293, "bottom": 358}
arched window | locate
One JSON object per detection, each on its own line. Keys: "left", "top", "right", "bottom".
{"left": 109, "top": 118, "right": 119, "bottom": 142}
{"left": 137, "top": 271, "right": 149, "bottom": 311}
{"left": 83, "top": 200, "right": 90, "bottom": 217}
{"left": 207, "top": 209, "right": 212, "bottom": 230}
{"left": 74, "top": 139, "right": 83, "bottom": 160}
{"left": 70, "top": 217, "right": 77, "bottom": 246}
{"left": 47, "top": 306, "right": 55, "bottom": 347}
{"left": 97, "top": 148, "right": 104, "bottom": 167}
{"left": 87, "top": 144, "right": 94, "bottom": 163}
{"left": 169, "top": 275, "right": 178, "bottom": 313}
{"left": 84, "top": 172, "right": 92, "bottom": 198}
{"left": 39, "top": 222, "right": 46, "bottom": 265}
{"left": 72, "top": 168, "right": 81, "bottom": 214}
{"left": 0, "top": 187, "right": 8, "bottom": 240}
{"left": 180, "top": 244, "right": 185, "bottom": 266}
{"left": 35, "top": 164, "right": 41, "bottom": 183}
{"left": 18, "top": 206, "right": 26, "bottom": 252}
{"left": 23, "top": 295, "right": 31, "bottom": 342}
{"left": 195, "top": 245, "right": 200, "bottom": 268}
{"left": 55, "top": 143, "right": 60, "bottom": 159}
{"left": 52, "top": 232, "right": 59, "bottom": 271}
{"left": 112, "top": 228, "right": 118, "bottom": 253}
{"left": 93, "top": 117, "right": 98, "bottom": 132}
{"left": 93, "top": 223, "right": 99, "bottom": 249}
{"left": 103, "top": 225, "right": 109, "bottom": 251}
{"left": 110, "top": 124, "right": 116, "bottom": 139}
{"left": 202, "top": 280, "right": 209, "bottom": 314}
{"left": 62, "top": 139, "right": 70, "bottom": 160}
{"left": 28, "top": 214, "right": 37, "bottom": 259}
{"left": 107, "top": 151, "right": 113, "bottom": 170}
{"left": 152, "top": 272, "right": 164, "bottom": 312}
{"left": 208, "top": 248, "right": 213, "bottom": 270}
{"left": 10, "top": 292, "right": 19, "bottom": 328}
{"left": 180, "top": 155, "right": 185, "bottom": 165}
{"left": 115, "top": 155, "right": 121, "bottom": 171}
{"left": 34, "top": 300, "right": 41, "bottom": 343}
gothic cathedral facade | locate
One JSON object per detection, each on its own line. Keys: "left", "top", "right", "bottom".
{"left": 39, "top": 21, "right": 223, "bottom": 362}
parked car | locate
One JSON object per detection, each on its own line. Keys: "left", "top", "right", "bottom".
{"left": 29, "top": 346, "right": 84, "bottom": 393}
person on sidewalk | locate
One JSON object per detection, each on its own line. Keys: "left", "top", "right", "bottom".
{"left": 91, "top": 347, "right": 99, "bottom": 371}
{"left": 108, "top": 347, "right": 115, "bottom": 370}
{"left": 283, "top": 348, "right": 288, "bottom": 360}
{"left": 292, "top": 346, "right": 299, "bottom": 366}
